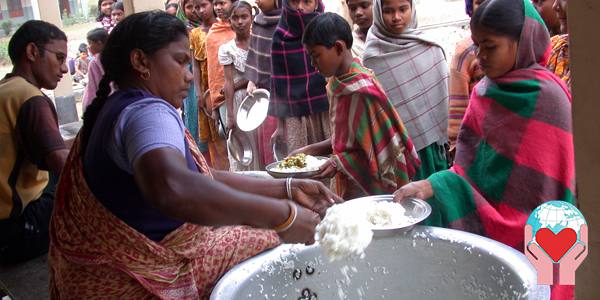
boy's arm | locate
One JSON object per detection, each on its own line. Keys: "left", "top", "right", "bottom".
{"left": 289, "top": 138, "right": 332, "bottom": 157}
{"left": 233, "top": 79, "right": 249, "bottom": 92}
{"left": 192, "top": 58, "right": 207, "bottom": 114}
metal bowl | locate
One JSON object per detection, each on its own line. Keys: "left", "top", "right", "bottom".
{"left": 236, "top": 89, "right": 270, "bottom": 132}
{"left": 265, "top": 156, "right": 329, "bottom": 179}
{"left": 350, "top": 195, "right": 432, "bottom": 237}
{"left": 227, "top": 128, "right": 253, "bottom": 166}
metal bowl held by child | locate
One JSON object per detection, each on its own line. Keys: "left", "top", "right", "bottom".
{"left": 210, "top": 226, "right": 550, "bottom": 300}
{"left": 351, "top": 195, "right": 432, "bottom": 237}
{"left": 236, "top": 89, "right": 270, "bottom": 132}
{"left": 227, "top": 128, "right": 253, "bottom": 166}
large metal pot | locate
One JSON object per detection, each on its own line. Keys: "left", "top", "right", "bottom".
{"left": 211, "top": 226, "right": 549, "bottom": 300}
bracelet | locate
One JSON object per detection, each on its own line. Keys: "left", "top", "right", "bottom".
{"left": 286, "top": 177, "right": 293, "bottom": 201}
{"left": 273, "top": 201, "right": 297, "bottom": 233}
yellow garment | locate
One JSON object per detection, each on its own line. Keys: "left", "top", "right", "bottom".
{"left": 190, "top": 27, "right": 230, "bottom": 171}
{"left": 547, "top": 34, "right": 570, "bottom": 88}
{"left": 0, "top": 76, "right": 48, "bottom": 219}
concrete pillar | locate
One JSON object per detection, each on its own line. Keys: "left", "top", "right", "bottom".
{"left": 31, "top": 0, "right": 78, "bottom": 125}
{"left": 122, "top": 0, "right": 164, "bottom": 15}
{"left": 571, "top": 1, "right": 600, "bottom": 299}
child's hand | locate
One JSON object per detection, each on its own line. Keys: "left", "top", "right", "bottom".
{"left": 393, "top": 180, "right": 433, "bottom": 201}
{"left": 226, "top": 114, "right": 235, "bottom": 131}
{"left": 314, "top": 159, "right": 337, "bottom": 179}
{"left": 289, "top": 145, "right": 315, "bottom": 157}
{"left": 246, "top": 81, "right": 256, "bottom": 95}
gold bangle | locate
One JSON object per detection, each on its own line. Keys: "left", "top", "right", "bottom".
{"left": 273, "top": 201, "right": 297, "bottom": 233}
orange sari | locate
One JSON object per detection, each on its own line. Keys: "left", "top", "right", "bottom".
{"left": 206, "top": 20, "right": 235, "bottom": 111}
{"left": 49, "top": 132, "right": 280, "bottom": 299}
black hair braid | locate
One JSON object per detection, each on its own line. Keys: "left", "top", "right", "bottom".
{"left": 81, "top": 74, "right": 112, "bottom": 152}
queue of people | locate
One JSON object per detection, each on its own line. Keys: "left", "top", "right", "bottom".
{"left": 0, "top": 0, "right": 576, "bottom": 298}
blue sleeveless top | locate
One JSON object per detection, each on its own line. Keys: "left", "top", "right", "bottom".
{"left": 84, "top": 89, "right": 199, "bottom": 241}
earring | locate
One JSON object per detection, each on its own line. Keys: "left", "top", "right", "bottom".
{"left": 140, "top": 70, "right": 150, "bottom": 81}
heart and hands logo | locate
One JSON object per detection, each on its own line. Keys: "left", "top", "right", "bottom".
{"left": 525, "top": 201, "right": 588, "bottom": 285}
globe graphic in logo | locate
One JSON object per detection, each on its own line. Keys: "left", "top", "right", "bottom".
{"left": 526, "top": 201, "right": 586, "bottom": 262}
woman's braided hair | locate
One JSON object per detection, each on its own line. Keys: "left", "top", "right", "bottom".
{"left": 81, "top": 11, "right": 188, "bottom": 152}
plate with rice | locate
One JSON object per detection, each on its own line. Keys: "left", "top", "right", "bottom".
{"left": 265, "top": 153, "right": 329, "bottom": 178}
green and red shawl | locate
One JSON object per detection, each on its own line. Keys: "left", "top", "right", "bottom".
{"left": 426, "top": 0, "right": 574, "bottom": 256}
{"left": 328, "top": 59, "right": 420, "bottom": 199}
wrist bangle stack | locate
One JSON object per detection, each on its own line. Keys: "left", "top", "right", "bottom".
{"left": 286, "top": 177, "right": 293, "bottom": 201}
{"left": 273, "top": 201, "right": 297, "bottom": 233}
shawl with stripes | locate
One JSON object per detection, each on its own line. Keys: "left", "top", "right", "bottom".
{"left": 268, "top": 0, "right": 329, "bottom": 118}
{"left": 329, "top": 59, "right": 420, "bottom": 198}
{"left": 363, "top": 0, "right": 449, "bottom": 151}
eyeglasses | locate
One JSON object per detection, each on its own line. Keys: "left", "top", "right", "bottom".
{"left": 38, "top": 46, "right": 67, "bottom": 65}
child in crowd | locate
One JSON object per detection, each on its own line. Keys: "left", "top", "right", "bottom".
{"left": 189, "top": 0, "right": 220, "bottom": 164}
{"left": 363, "top": 0, "right": 449, "bottom": 180}
{"left": 394, "top": 0, "right": 574, "bottom": 298}
{"left": 447, "top": 0, "right": 485, "bottom": 157}
{"left": 300, "top": 13, "right": 420, "bottom": 198}
{"left": 178, "top": 0, "right": 202, "bottom": 29}
{"left": 165, "top": 2, "right": 179, "bottom": 15}
{"left": 345, "top": 0, "right": 373, "bottom": 60}
{"left": 82, "top": 28, "right": 109, "bottom": 111}
{"left": 74, "top": 43, "right": 90, "bottom": 84}
{"left": 205, "top": 0, "right": 237, "bottom": 170}
{"left": 219, "top": 1, "right": 259, "bottom": 171}
{"left": 245, "top": 0, "right": 282, "bottom": 166}
{"left": 197, "top": 0, "right": 217, "bottom": 32}
{"left": 111, "top": 1, "right": 125, "bottom": 28}
{"left": 177, "top": 0, "right": 204, "bottom": 147}
{"left": 532, "top": 0, "right": 560, "bottom": 35}
{"left": 269, "top": 0, "right": 330, "bottom": 156}
{"left": 96, "top": 0, "right": 115, "bottom": 32}
{"left": 547, "top": 0, "right": 570, "bottom": 88}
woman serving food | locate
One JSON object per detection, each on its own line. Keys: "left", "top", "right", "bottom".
{"left": 49, "top": 11, "right": 340, "bottom": 299}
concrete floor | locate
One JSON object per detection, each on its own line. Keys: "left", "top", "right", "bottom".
{"left": 0, "top": 255, "right": 49, "bottom": 300}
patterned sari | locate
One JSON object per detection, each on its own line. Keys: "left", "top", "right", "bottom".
{"left": 363, "top": 0, "right": 450, "bottom": 180}
{"left": 49, "top": 133, "right": 280, "bottom": 299}
{"left": 329, "top": 59, "right": 420, "bottom": 199}
{"left": 425, "top": 1, "right": 574, "bottom": 298}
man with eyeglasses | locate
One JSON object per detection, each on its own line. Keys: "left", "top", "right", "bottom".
{"left": 0, "top": 20, "right": 69, "bottom": 264}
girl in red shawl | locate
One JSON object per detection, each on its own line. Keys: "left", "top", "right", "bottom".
{"left": 395, "top": 0, "right": 575, "bottom": 298}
